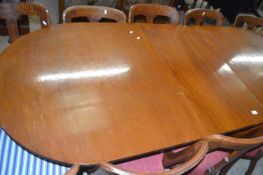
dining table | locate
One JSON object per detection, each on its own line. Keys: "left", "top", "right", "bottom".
{"left": 0, "top": 23, "right": 262, "bottom": 165}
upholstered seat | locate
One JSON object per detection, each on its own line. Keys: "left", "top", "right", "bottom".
{"left": 117, "top": 153, "right": 164, "bottom": 173}
{"left": 0, "top": 128, "right": 69, "bottom": 175}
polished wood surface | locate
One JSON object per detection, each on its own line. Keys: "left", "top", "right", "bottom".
{"left": 128, "top": 3, "right": 179, "bottom": 24}
{"left": 0, "top": 23, "right": 263, "bottom": 165}
{"left": 184, "top": 8, "right": 224, "bottom": 26}
{"left": 63, "top": 5, "right": 127, "bottom": 23}
{"left": 0, "top": 2, "right": 50, "bottom": 42}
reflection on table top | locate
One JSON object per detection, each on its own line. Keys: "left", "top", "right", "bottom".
{"left": 0, "top": 23, "right": 262, "bottom": 164}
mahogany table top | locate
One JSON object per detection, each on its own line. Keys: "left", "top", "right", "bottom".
{"left": 0, "top": 23, "right": 262, "bottom": 164}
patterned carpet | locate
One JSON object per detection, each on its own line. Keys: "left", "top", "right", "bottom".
{"left": 0, "top": 0, "right": 263, "bottom": 174}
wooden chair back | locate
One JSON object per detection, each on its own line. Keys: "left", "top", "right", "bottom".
{"left": 163, "top": 127, "right": 263, "bottom": 174}
{"left": 184, "top": 8, "right": 224, "bottom": 26}
{"left": 128, "top": 3, "right": 179, "bottom": 24}
{"left": 0, "top": 2, "right": 50, "bottom": 43}
{"left": 65, "top": 140, "right": 208, "bottom": 175}
{"left": 65, "top": 125, "right": 263, "bottom": 175}
{"left": 63, "top": 5, "right": 127, "bottom": 23}
{"left": 234, "top": 14, "right": 263, "bottom": 31}
{"left": 0, "top": 0, "right": 33, "bottom": 36}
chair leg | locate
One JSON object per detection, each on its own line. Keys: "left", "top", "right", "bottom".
{"left": 58, "top": 0, "right": 65, "bottom": 23}
{"left": 205, "top": 149, "right": 250, "bottom": 175}
{"left": 245, "top": 150, "right": 263, "bottom": 175}
{"left": 219, "top": 159, "right": 238, "bottom": 175}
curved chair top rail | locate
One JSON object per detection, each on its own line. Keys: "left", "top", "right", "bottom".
{"left": 206, "top": 134, "right": 263, "bottom": 151}
{"left": 184, "top": 8, "right": 224, "bottom": 26}
{"left": 99, "top": 140, "right": 208, "bottom": 175}
{"left": 0, "top": 2, "right": 50, "bottom": 43}
{"left": 234, "top": 14, "right": 263, "bottom": 30}
{"left": 128, "top": 3, "right": 179, "bottom": 24}
{"left": 0, "top": 2, "right": 50, "bottom": 27}
{"left": 63, "top": 5, "right": 127, "bottom": 23}
{"left": 65, "top": 131, "right": 263, "bottom": 175}
{"left": 162, "top": 130, "right": 263, "bottom": 169}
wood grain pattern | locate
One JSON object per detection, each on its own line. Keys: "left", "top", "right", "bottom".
{"left": 0, "top": 23, "right": 263, "bottom": 165}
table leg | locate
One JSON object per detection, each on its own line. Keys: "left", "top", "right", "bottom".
{"left": 58, "top": 0, "right": 65, "bottom": 23}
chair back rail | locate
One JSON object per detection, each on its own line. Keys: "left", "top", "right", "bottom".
{"left": 65, "top": 131, "right": 263, "bottom": 175}
{"left": 99, "top": 140, "right": 208, "bottom": 175}
{"left": 63, "top": 5, "right": 127, "bottom": 23}
{"left": 162, "top": 133, "right": 263, "bottom": 171}
{"left": 234, "top": 14, "right": 263, "bottom": 31}
{"left": 0, "top": 2, "right": 50, "bottom": 42}
{"left": 64, "top": 140, "right": 208, "bottom": 175}
{"left": 206, "top": 134, "right": 263, "bottom": 151}
{"left": 184, "top": 8, "right": 224, "bottom": 25}
{"left": 128, "top": 3, "right": 179, "bottom": 24}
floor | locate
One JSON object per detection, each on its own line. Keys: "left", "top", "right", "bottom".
{"left": 0, "top": 1, "right": 263, "bottom": 174}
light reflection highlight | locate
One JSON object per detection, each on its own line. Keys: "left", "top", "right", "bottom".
{"left": 258, "top": 72, "right": 263, "bottom": 77}
{"left": 230, "top": 55, "right": 263, "bottom": 63}
{"left": 218, "top": 63, "right": 232, "bottom": 73}
{"left": 251, "top": 110, "right": 259, "bottom": 116}
{"left": 37, "top": 66, "right": 130, "bottom": 82}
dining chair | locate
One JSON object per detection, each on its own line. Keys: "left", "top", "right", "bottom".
{"left": 184, "top": 8, "right": 224, "bottom": 26}
{"left": 128, "top": 3, "right": 179, "bottom": 24}
{"left": 65, "top": 140, "right": 209, "bottom": 175}
{"left": 58, "top": 0, "right": 121, "bottom": 23}
{"left": 163, "top": 127, "right": 263, "bottom": 175}
{"left": 65, "top": 126, "right": 263, "bottom": 175}
{"left": 63, "top": 5, "right": 127, "bottom": 23}
{"left": 0, "top": 128, "right": 70, "bottom": 175}
{"left": 0, "top": 0, "right": 32, "bottom": 36}
{"left": 206, "top": 124, "right": 263, "bottom": 175}
{"left": 234, "top": 14, "right": 263, "bottom": 34}
{"left": 0, "top": 2, "right": 51, "bottom": 43}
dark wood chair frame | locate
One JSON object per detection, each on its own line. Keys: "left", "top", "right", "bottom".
{"left": 184, "top": 8, "right": 224, "bottom": 26}
{"left": 164, "top": 124, "right": 263, "bottom": 175}
{"left": 128, "top": 3, "right": 179, "bottom": 24}
{"left": 0, "top": 2, "right": 51, "bottom": 43}
{"left": 0, "top": 0, "right": 33, "bottom": 36}
{"left": 63, "top": 5, "right": 127, "bottom": 23}
{"left": 234, "top": 14, "right": 263, "bottom": 33}
{"left": 58, "top": 0, "right": 179, "bottom": 23}
{"left": 65, "top": 125, "right": 263, "bottom": 175}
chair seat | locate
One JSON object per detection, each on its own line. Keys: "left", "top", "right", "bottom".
{"left": 0, "top": 128, "right": 69, "bottom": 175}
{"left": 117, "top": 153, "right": 164, "bottom": 173}
{"left": 245, "top": 147, "right": 262, "bottom": 158}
